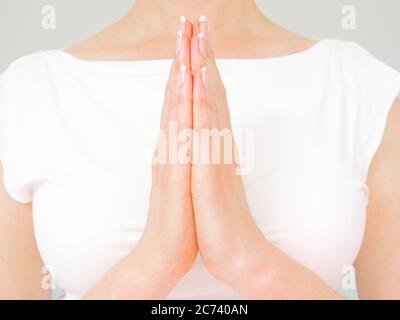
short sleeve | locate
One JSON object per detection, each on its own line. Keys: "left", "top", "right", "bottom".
{"left": 342, "top": 42, "right": 400, "bottom": 180}
{"left": 0, "top": 56, "right": 39, "bottom": 204}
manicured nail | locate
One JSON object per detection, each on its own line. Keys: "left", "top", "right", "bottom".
{"left": 176, "top": 16, "right": 186, "bottom": 54}
{"left": 176, "top": 30, "right": 183, "bottom": 54}
{"left": 180, "top": 65, "right": 187, "bottom": 85}
{"left": 199, "top": 15, "right": 207, "bottom": 23}
{"left": 201, "top": 66, "right": 207, "bottom": 86}
{"left": 198, "top": 32, "right": 206, "bottom": 55}
{"left": 180, "top": 16, "right": 187, "bottom": 34}
{"left": 199, "top": 15, "right": 208, "bottom": 33}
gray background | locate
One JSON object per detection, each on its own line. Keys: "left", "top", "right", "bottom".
{"left": 0, "top": 0, "right": 399, "bottom": 300}
{"left": 0, "top": 0, "right": 399, "bottom": 72}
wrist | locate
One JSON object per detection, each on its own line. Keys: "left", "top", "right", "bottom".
{"left": 229, "top": 240, "right": 281, "bottom": 299}
{"left": 110, "top": 246, "right": 182, "bottom": 299}
{"left": 236, "top": 260, "right": 279, "bottom": 299}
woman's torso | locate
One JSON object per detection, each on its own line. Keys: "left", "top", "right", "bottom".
{"left": 1, "top": 39, "right": 399, "bottom": 299}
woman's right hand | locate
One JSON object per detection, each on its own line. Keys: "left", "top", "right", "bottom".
{"left": 115, "top": 17, "right": 197, "bottom": 299}
{"left": 134, "top": 16, "right": 197, "bottom": 287}
{"left": 84, "top": 18, "right": 197, "bottom": 300}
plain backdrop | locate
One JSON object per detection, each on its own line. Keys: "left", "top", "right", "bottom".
{"left": 0, "top": 0, "right": 399, "bottom": 300}
{"left": 0, "top": 0, "right": 399, "bottom": 72}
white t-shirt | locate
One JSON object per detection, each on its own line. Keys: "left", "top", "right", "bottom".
{"left": 0, "top": 39, "right": 399, "bottom": 299}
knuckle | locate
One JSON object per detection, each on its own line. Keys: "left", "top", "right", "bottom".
{"left": 152, "top": 164, "right": 170, "bottom": 187}
{"left": 174, "top": 61, "right": 182, "bottom": 74}
{"left": 196, "top": 95, "right": 207, "bottom": 109}
{"left": 195, "top": 113, "right": 207, "bottom": 129}
{"left": 170, "top": 93, "right": 186, "bottom": 107}
{"left": 217, "top": 84, "right": 227, "bottom": 99}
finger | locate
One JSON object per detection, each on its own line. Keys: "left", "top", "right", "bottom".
{"left": 192, "top": 19, "right": 222, "bottom": 133}
{"left": 192, "top": 22, "right": 231, "bottom": 127}
{"left": 162, "top": 16, "right": 192, "bottom": 131}
{"left": 192, "top": 30, "right": 224, "bottom": 166}
{"left": 192, "top": 19, "right": 200, "bottom": 40}
{"left": 191, "top": 16, "right": 209, "bottom": 70}
{"left": 192, "top": 67, "right": 213, "bottom": 165}
{"left": 193, "top": 65, "right": 209, "bottom": 129}
{"left": 155, "top": 18, "right": 193, "bottom": 167}
{"left": 198, "top": 34, "right": 224, "bottom": 89}
{"left": 199, "top": 15, "right": 208, "bottom": 34}
{"left": 191, "top": 24, "right": 206, "bottom": 74}
{"left": 191, "top": 16, "right": 214, "bottom": 75}
{"left": 191, "top": 21, "right": 225, "bottom": 100}
{"left": 192, "top": 22, "right": 235, "bottom": 166}
{"left": 170, "top": 16, "right": 191, "bottom": 90}
{"left": 192, "top": 16, "right": 211, "bottom": 131}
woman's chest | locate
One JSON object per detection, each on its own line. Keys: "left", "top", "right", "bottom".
{"left": 31, "top": 70, "right": 366, "bottom": 294}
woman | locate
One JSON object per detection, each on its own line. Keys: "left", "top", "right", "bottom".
{"left": 0, "top": 0, "right": 399, "bottom": 300}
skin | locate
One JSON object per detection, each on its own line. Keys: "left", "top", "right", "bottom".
{"left": 84, "top": 19, "right": 197, "bottom": 299}
{"left": 1, "top": 0, "right": 399, "bottom": 299}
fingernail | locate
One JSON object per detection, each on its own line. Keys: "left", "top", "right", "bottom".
{"left": 180, "top": 16, "right": 187, "bottom": 33}
{"left": 198, "top": 32, "right": 206, "bottom": 55}
{"left": 176, "top": 30, "right": 183, "bottom": 54}
{"left": 201, "top": 66, "right": 207, "bottom": 86}
{"left": 199, "top": 15, "right": 208, "bottom": 33}
{"left": 180, "top": 65, "right": 187, "bottom": 85}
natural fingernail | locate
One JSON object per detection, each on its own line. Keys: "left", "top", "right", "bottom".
{"left": 201, "top": 66, "right": 207, "bottom": 86}
{"left": 176, "top": 30, "right": 183, "bottom": 54}
{"left": 199, "top": 15, "right": 208, "bottom": 33}
{"left": 180, "top": 65, "right": 187, "bottom": 85}
{"left": 198, "top": 32, "right": 206, "bottom": 55}
{"left": 180, "top": 16, "right": 187, "bottom": 33}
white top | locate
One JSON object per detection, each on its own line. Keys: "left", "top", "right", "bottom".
{"left": 0, "top": 39, "right": 399, "bottom": 300}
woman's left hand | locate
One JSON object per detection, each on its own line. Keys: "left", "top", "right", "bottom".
{"left": 189, "top": 19, "right": 345, "bottom": 300}
{"left": 190, "top": 19, "right": 270, "bottom": 292}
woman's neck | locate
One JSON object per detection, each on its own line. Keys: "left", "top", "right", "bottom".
{"left": 126, "top": 0, "right": 268, "bottom": 39}
{"left": 68, "top": 0, "right": 312, "bottom": 61}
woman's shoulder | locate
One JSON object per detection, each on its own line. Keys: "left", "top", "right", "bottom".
{"left": 317, "top": 38, "right": 375, "bottom": 64}
{"left": 321, "top": 39, "right": 397, "bottom": 72}
{"left": 3, "top": 50, "right": 54, "bottom": 70}
{"left": 320, "top": 39, "right": 400, "bottom": 93}
{"left": 0, "top": 51, "right": 63, "bottom": 122}
{"left": 0, "top": 51, "right": 61, "bottom": 87}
